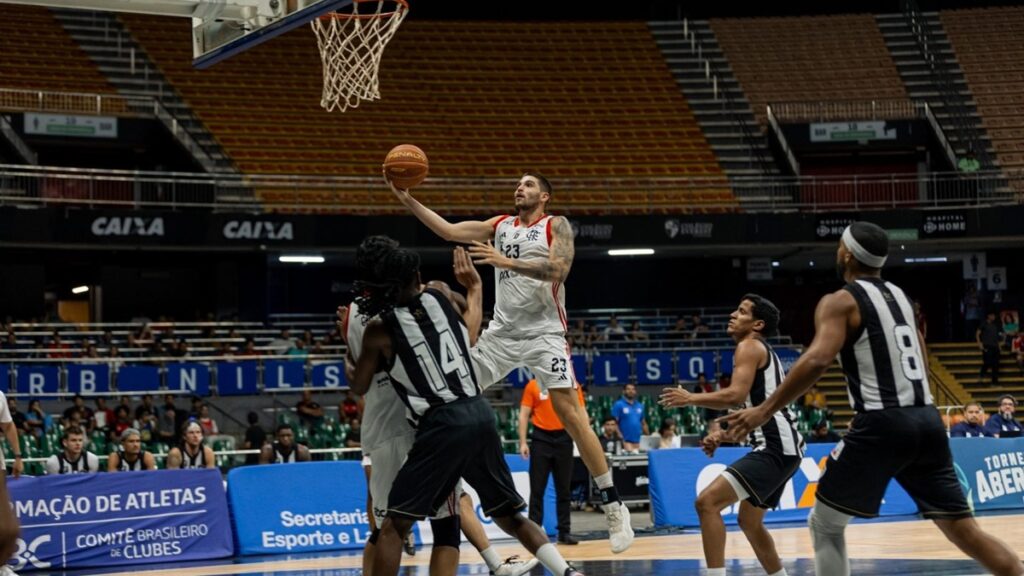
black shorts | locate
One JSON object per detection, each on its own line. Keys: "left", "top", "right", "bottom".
{"left": 816, "top": 406, "right": 972, "bottom": 520}
{"left": 724, "top": 449, "right": 802, "bottom": 509}
{"left": 387, "top": 397, "right": 526, "bottom": 521}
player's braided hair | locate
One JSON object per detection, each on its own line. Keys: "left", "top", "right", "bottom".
{"left": 353, "top": 235, "right": 420, "bottom": 321}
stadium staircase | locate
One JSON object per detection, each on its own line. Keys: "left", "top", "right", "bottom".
{"left": 49, "top": 8, "right": 236, "bottom": 173}
{"left": 647, "top": 19, "right": 779, "bottom": 186}
{"left": 875, "top": 11, "right": 997, "bottom": 167}
{"left": 930, "top": 342, "right": 1022, "bottom": 410}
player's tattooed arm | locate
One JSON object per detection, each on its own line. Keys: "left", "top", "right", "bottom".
{"left": 469, "top": 216, "right": 574, "bottom": 283}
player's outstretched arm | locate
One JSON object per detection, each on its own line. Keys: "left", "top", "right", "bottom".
{"left": 658, "top": 339, "right": 763, "bottom": 410}
{"left": 469, "top": 216, "right": 574, "bottom": 283}
{"left": 387, "top": 178, "right": 500, "bottom": 243}
{"left": 452, "top": 246, "right": 483, "bottom": 345}
{"left": 718, "top": 291, "right": 854, "bottom": 440}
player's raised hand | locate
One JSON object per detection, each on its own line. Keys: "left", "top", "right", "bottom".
{"left": 468, "top": 240, "right": 507, "bottom": 268}
{"left": 453, "top": 246, "right": 480, "bottom": 289}
{"left": 658, "top": 385, "right": 692, "bottom": 408}
{"left": 701, "top": 431, "right": 721, "bottom": 458}
{"left": 382, "top": 166, "right": 410, "bottom": 200}
{"left": 716, "top": 406, "right": 769, "bottom": 442}
{"left": 336, "top": 305, "right": 348, "bottom": 334}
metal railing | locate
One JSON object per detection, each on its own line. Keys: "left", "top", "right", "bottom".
{"left": 0, "top": 164, "right": 1018, "bottom": 213}
{"left": 769, "top": 99, "right": 922, "bottom": 122}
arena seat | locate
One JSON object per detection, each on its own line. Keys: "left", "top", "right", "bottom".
{"left": 118, "top": 16, "right": 732, "bottom": 213}
{"left": 710, "top": 14, "right": 909, "bottom": 126}
{"left": 941, "top": 6, "right": 1024, "bottom": 169}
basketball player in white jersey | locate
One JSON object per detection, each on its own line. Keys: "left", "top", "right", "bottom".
{"left": 343, "top": 237, "right": 537, "bottom": 576}
{"left": 389, "top": 173, "right": 634, "bottom": 553}
{"left": 166, "top": 421, "right": 216, "bottom": 470}
{"left": 44, "top": 426, "right": 100, "bottom": 475}
{"left": 660, "top": 295, "right": 801, "bottom": 576}
{"left": 720, "top": 222, "right": 1023, "bottom": 576}
{"left": 108, "top": 428, "right": 157, "bottom": 471}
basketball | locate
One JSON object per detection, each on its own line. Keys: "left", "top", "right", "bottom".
{"left": 383, "top": 144, "right": 429, "bottom": 190}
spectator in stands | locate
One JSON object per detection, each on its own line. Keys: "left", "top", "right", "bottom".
{"left": 581, "top": 337, "right": 601, "bottom": 361}
{"left": 172, "top": 339, "right": 191, "bottom": 358}
{"left": 977, "top": 312, "right": 1004, "bottom": 386}
{"left": 950, "top": 403, "right": 991, "bottom": 438}
{"left": 47, "top": 330, "right": 71, "bottom": 359}
{"left": 627, "top": 321, "right": 649, "bottom": 342}
{"left": 692, "top": 374, "right": 715, "bottom": 394}
{"left": 603, "top": 315, "right": 627, "bottom": 342}
{"left": 346, "top": 418, "right": 362, "bottom": 448}
{"left": 914, "top": 300, "right": 928, "bottom": 341}
{"left": 269, "top": 329, "right": 293, "bottom": 355}
{"left": 134, "top": 394, "right": 156, "bottom": 422}
{"left": 3, "top": 331, "right": 18, "bottom": 351}
{"left": 100, "top": 330, "right": 115, "bottom": 347}
{"left": 807, "top": 420, "right": 841, "bottom": 444}
{"left": 339, "top": 389, "right": 362, "bottom": 423}
{"left": 124, "top": 334, "right": 141, "bottom": 356}
{"left": 612, "top": 383, "right": 648, "bottom": 452}
{"left": 586, "top": 324, "right": 603, "bottom": 345}
{"left": 239, "top": 338, "right": 260, "bottom": 357}
{"left": 24, "top": 399, "right": 46, "bottom": 439}
{"left": 259, "top": 423, "right": 311, "bottom": 464}
{"left": 188, "top": 396, "right": 204, "bottom": 421}
{"left": 63, "top": 395, "right": 95, "bottom": 433}
{"left": 958, "top": 148, "right": 980, "bottom": 174}
{"left": 6, "top": 397, "right": 26, "bottom": 436}
{"left": 963, "top": 283, "right": 982, "bottom": 340}
{"left": 658, "top": 418, "right": 681, "bottom": 449}
{"left": 598, "top": 417, "right": 624, "bottom": 455}
{"left": 163, "top": 394, "right": 187, "bottom": 431}
{"left": 243, "top": 412, "right": 266, "bottom": 465}
{"left": 1013, "top": 331, "right": 1024, "bottom": 376}
{"left": 287, "top": 339, "right": 309, "bottom": 360}
{"left": 803, "top": 385, "right": 827, "bottom": 410}
{"left": 82, "top": 342, "right": 100, "bottom": 359}
{"left": 44, "top": 427, "right": 99, "bottom": 474}
{"left": 669, "top": 317, "right": 688, "bottom": 340}
{"left": 717, "top": 373, "right": 732, "bottom": 390}
{"left": 108, "top": 428, "right": 156, "bottom": 472}
{"left": 93, "top": 397, "right": 114, "bottom": 432}
{"left": 0, "top": 390, "right": 23, "bottom": 478}
{"left": 569, "top": 319, "right": 586, "bottom": 344}
{"left": 984, "top": 395, "right": 1023, "bottom": 438}
{"left": 112, "top": 405, "right": 133, "bottom": 439}
{"left": 107, "top": 345, "right": 123, "bottom": 370}
{"left": 157, "top": 406, "right": 178, "bottom": 445}
{"left": 690, "top": 315, "right": 710, "bottom": 340}
{"left": 302, "top": 330, "right": 315, "bottom": 347}
{"left": 297, "top": 389, "right": 325, "bottom": 428}
{"left": 197, "top": 404, "right": 219, "bottom": 437}
{"left": 166, "top": 421, "right": 216, "bottom": 469}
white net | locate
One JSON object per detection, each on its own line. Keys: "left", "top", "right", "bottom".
{"left": 311, "top": 0, "right": 408, "bottom": 113}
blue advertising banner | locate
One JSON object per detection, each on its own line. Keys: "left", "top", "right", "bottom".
{"left": 5, "top": 470, "right": 233, "bottom": 571}
{"left": 949, "top": 437, "right": 1024, "bottom": 513}
{"left": 216, "top": 361, "right": 258, "bottom": 396}
{"left": 311, "top": 362, "right": 346, "bottom": 389}
{"left": 648, "top": 443, "right": 918, "bottom": 528}
{"left": 166, "top": 363, "right": 210, "bottom": 397}
{"left": 676, "top": 351, "right": 717, "bottom": 381}
{"left": 66, "top": 364, "right": 110, "bottom": 395}
{"left": 571, "top": 355, "right": 588, "bottom": 385}
{"left": 229, "top": 457, "right": 556, "bottom": 556}
{"left": 636, "top": 353, "right": 673, "bottom": 384}
{"left": 592, "top": 354, "right": 629, "bottom": 386}
{"left": 16, "top": 365, "right": 58, "bottom": 397}
{"left": 263, "top": 360, "right": 306, "bottom": 391}
{"left": 116, "top": 365, "right": 161, "bottom": 393}
{"left": 506, "top": 367, "right": 534, "bottom": 388}
{"left": 0, "top": 364, "right": 7, "bottom": 392}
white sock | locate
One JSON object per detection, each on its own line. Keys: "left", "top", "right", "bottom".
{"left": 594, "top": 471, "right": 613, "bottom": 489}
{"left": 480, "top": 546, "right": 502, "bottom": 571}
{"left": 535, "top": 543, "right": 570, "bottom": 575}
{"left": 706, "top": 568, "right": 726, "bottom": 576}
{"left": 768, "top": 569, "right": 788, "bottom": 576}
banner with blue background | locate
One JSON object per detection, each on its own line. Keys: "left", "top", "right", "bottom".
{"left": 950, "top": 437, "right": 1024, "bottom": 514}
{"left": 648, "top": 443, "right": 918, "bottom": 527}
{"left": 5, "top": 470, "right": 233, "bottom": 572}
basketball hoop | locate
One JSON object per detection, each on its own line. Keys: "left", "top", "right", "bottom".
{"left": 311, "top": 0, "right": 408, "bottom": 113}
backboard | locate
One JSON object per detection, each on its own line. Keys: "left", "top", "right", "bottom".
{"left": 1, "top": 0, "right": 352, "bottom": 68}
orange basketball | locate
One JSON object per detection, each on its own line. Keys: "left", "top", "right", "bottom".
{"left": 383, "top": 144, "right": 429, "bottom": 190}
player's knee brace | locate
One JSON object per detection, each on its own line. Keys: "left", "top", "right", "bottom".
{"left": 367, "top": 528, "right": 381, "bottom": 545}
{"left": 808, "top": 501, "right": 851, "bottom": 536}
{"left": 430, "top": 516, "right": 461, "bottom": 548}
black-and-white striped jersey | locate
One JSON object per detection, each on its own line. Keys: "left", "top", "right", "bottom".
{"left": 271, "top": 442, "right": 296, "bottom": 464}
{"left": 179, "top": 445, "right": 207, "bottom": 469}
{"left": 116, "top": 450, "right": 147, "bottom": 471}
{"left": 382, "top": 288, "right": 479, "bottom": 426}
{"left": 744, "top": 339, "right": 805, "bottom": 457}
{"left": 839, "top": 278, "right": 933, "bottom": 412}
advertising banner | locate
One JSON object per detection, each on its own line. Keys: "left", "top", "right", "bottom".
{"left": 949, "top": 437, "right": 1024, "bottom": 514}
{"left": 5, "top": 470, "right": 233, "bottom": 571}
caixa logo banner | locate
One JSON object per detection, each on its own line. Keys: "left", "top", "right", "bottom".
{"left": 648, "top": 444, "right": 917, "bottom": 527}
{"left": 6, "top": 470, "right": 233, "bottom": 571}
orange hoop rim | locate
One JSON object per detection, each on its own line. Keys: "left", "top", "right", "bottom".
{"left": 318, "top": 0, "right": 409, "bottom": 21}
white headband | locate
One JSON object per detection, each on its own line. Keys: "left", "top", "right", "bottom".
{"left": 842, "top": 226, "right": 887, "bottom": 268}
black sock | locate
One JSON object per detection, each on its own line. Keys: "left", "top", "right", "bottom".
{"left": 600, "top": 486, "right": 621, "bottom": 505}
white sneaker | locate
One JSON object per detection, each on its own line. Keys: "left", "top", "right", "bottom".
{"left": 604, "top": 501, "right": 634, "bottom": 554}
{"left": 491, "top": 555, "right": 540, "bottom": 576}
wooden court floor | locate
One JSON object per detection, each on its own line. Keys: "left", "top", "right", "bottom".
{"left": 73, "top": 513, "right": 1023, "bottom": 575}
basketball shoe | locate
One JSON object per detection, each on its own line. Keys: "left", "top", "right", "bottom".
{"left": 604, "top": 501, "right": 634, "bottom": 554}
{"left": 491, "top": 555, "right": 540, "bottom": 576}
